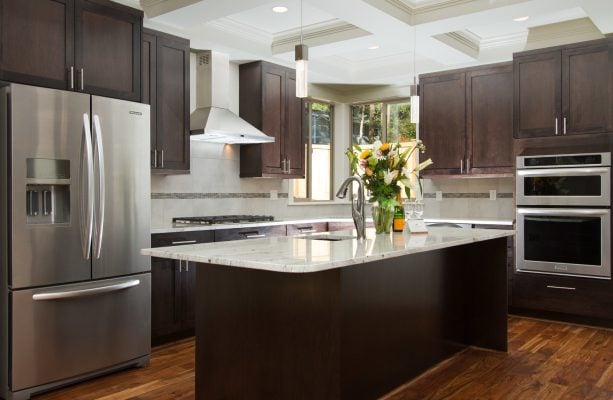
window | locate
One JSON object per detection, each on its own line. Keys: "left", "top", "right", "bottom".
{"left": 293, "top": 101, "right": 334, "bottom": 201}
{"left": 351, "top": 99, "right": 419, "bottom": 197}
{"left": 351, "top": 99, "right": 416, "bottom": 145}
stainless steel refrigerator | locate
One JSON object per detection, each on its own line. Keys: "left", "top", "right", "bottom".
{"left": 0, "top": 83, "right": 151, "bottom": 400}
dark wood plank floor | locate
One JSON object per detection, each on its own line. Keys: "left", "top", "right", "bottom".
{"left": 34, "top": 316, "right": 612, "bottom": 400}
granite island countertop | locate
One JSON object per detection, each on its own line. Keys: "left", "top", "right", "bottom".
{"left": 141, "top": 227, "right": 514, "bottom": 274}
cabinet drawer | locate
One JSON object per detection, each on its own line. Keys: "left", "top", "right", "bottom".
{"left": 152, "top": 230, "right": 214, "bottom": 248}
{"left": 286, "top": 222, "right": 327, "bottom": 236}
{"left": 512, "top": 272, "right": 613, "bottom": 320}
{"left": 214, "top": 225, "right": 286, "bottom": 242}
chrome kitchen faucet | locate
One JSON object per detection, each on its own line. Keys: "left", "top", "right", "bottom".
{"left": 336, "top": 177, "right": 366, "bottom": 240}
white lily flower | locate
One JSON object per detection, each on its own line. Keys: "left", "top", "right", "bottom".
{"left": 384, "top": 170, "right": 398, "bottom": 185}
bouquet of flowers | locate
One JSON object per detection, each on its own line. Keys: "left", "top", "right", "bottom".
{"left": 346, "top": 140, "right": 433, "bottom": 232}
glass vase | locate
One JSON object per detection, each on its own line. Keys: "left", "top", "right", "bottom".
{"left": 371, "top": 203, "right": 394, "bottom": 234}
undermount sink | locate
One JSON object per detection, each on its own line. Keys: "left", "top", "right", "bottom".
{"left": 299, "top": 234, "right": 357, "bottom": 241}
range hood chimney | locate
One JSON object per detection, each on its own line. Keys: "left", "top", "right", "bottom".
{"left": 190, "top": 51, "right": 274, "bottom": 144}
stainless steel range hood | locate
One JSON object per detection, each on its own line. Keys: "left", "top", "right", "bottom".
{"left": 190, "top": 51, "right": 274, "bottom": 144}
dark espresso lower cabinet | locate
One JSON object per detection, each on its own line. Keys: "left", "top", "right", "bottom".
{"left": 151, "top": 231, "right": 213, "bottom": 345}
{"left": 511, "top": 273, "right": 613, "bottom": 326}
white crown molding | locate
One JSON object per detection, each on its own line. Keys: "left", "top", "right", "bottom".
{"left": 433, "top": 30, "right": 479, "bottom": 58}
{"left": 271, "top": 21, "right": 371, "bottom": 54}
{"left": 479, "top": 31, "right": 528, "bottom": 50}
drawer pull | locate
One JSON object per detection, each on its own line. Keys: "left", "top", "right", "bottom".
{"left": 172, "top": 240, "right": 197, "bottom": 245}
{"left": 546, "top": 285, "right": 576, "bottom": 291}
{"left": 299, "top": 229, "right": 317, "bottom": 233}
{"left": 245, "top": 234, "right": 266, "bottom": 239}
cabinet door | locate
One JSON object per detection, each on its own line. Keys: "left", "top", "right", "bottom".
{"left": 562, "top": 42, "right": 613, "bottom": 135}
{"left": 142, "top": 30, "right": 157, "bottom": 168}
{"left": 0, "top": 0, "right": 74, "bottom": 90}
{"left": 513, "top": 51, "right": 561, "bottom": 138}
{"left": 180, "top": 262, "right": 197, "bottom": 330}
{"left": 151, "top": 257, "right": 181, "bottom": 342}
{"left": 261, "top": 64, "right": 286, "bottom": 175}
{"left": 155, "top": 34, "right": 190, "bottom": 171}
{"left": 284, "top": 72, "right": 305, "bottom": 177}
{"left": 466, "top": 65, "right": 513, "bottom": 174}
{"left": 75, "top": 0, "right": 141, "bottom": 101}
{"left": 419, "top": 73, "right": 466, "bottom": 176}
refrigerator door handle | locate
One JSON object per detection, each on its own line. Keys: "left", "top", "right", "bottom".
{"left": 32, "top": 279, "right": 140, "bottom": 301}
{"left": 80, "top": 113, "right": 94, "bottom": 260}
{"left": 92, "top": 115, "right": 106, "bottom": 259}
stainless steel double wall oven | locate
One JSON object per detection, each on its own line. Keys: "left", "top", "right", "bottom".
{"left": 516, "top": 153, "right": 611, "bottom": 279}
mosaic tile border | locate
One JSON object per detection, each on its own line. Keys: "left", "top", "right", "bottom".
{"left": 423, "top": 192, "right": 513, "bottom": 199}
{"left": 152, "top": 192, "right": 289, "bottom": 200}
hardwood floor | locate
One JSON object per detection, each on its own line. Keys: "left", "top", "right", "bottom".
{"left": 34, "top": 316, "right": 612, "bottom": 400}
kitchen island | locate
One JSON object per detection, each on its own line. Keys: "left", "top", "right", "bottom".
{"left": 142, "top": 227, "right": 514, "bottom": 400}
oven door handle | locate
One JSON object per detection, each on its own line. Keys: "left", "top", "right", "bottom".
{"left": 517, "top": 208, "right": 610, "bottom": 217}
{"left": 517, "top": 167, "right": 609, "bottom": 177}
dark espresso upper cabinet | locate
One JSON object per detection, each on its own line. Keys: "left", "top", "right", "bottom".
{"left": 419, "top": 72, "right": 466, "bottom": 176}
{"left": 239, "top": 61, "right": 305, "bottom": 178}
{"left": 0, "top": 0, "right": 74, "bottom": 90}
{"left": 514, "top": 38, "right": 613, "bottom": 138}
{"left": 75, "top": 0, "right": 142, "bottom": 101}
{"left": 419, "top": 62, "right": 513, "bottom": 177}
{"left": 142, "top": 29, "right": 190, "bottom": 173}
{"left": 466, "top": 64, "right": 514, "bottom": 174}
{"left": 0, "top": 0, "right": 142, "bottom": 102}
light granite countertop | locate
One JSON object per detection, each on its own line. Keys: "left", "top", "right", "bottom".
{"left": 151, "top": 217, "right": 514, "bottom": 234}
{"left": 141, "top": 227, "right": 514, "bottom": 274}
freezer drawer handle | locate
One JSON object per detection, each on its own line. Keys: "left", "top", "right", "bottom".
{"left": 32, "top": 279, "right": 140, "bottom": 301}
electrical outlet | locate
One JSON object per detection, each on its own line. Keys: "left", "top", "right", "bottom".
{"left": 489, "top": 190, "right": 497, "bottom": 200}
{"left": 270, "top": 190, "right": 278, "bottom": 201}
{"left": 435, "top": 191, "right": 443, "bottom": 201}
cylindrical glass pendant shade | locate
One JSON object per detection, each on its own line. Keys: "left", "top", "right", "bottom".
{"left": 295, "top": 44, "right": 308, "bottom": 98}
{"left": 410, "top": 95, "right": 419, "bottom": 123}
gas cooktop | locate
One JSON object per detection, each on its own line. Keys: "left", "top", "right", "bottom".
{"left": 173, "top": 215, "right": 275, "bottom": 225}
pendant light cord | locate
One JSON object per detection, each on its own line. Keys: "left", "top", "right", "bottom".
{"left": 300, "top": 0, "right": 304, "bottom": 45}
{"left": 413, "top": 24, "right": 417, "bottom": 86}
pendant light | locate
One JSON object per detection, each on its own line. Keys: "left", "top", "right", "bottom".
{"left": 410, "top": 24, "right": 419, "bottom": 123}
{"left": 295, "top": 0, "right": 308, "bottom": 98}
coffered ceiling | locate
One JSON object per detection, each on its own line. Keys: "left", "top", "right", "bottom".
{"left": 120, "top": 0, "right": 612, "bottom": 85}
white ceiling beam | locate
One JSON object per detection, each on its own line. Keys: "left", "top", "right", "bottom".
{"left": 149, "top": 0, "right": 271, "bottom": 26}
{"left": 140, "top": 0, "right": 199, "bottom": 18}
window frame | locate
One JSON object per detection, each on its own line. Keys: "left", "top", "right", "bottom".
{"left": 291, "top": 99, "right": 335, "bottom": 203}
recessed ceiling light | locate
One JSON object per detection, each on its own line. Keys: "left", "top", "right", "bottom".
{"left": 513, "top": 16, "right": 530, "bottom": 22}
{"left": 272, "top": 6, "right": 288, "bottom": 13}
{"left": 368, "top": 45, "right": 380, "bottom": 50}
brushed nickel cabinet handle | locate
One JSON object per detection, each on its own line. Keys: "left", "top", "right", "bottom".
{"left": 160, "top": 149, "right": 164, "bottom": 168}
{"left": 563, "top": 117, "right": 567, "bottom": 135}
{"left": 555, "top": 117, "right": 559, "bottom": 135}
{"left": 546, "top": 285, "right": 576, "bottom": 291}
{"left": 171, "top": 240, "right": 197, "bottom": 245}
{"left": 460, "top": 159, "right": 464, "bottom": 174}
{"left": 79, "top": 68, "right": 84, "bottom": 91}
{"left": 70, "top": 66, "right": 75, "bottom": 89}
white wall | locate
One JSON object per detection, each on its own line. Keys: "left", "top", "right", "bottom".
{"left": 151, "top": 55, "right": 514, "bottom": 227}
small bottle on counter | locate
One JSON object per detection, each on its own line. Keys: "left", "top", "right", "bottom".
{"left": 393, "top": 194, "right": 405, "bottom": 232}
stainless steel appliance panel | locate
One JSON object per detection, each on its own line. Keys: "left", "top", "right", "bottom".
{"left": 90, "top": 96, "right": 151, "bottom": 279}
{"left": 10, "top": 273, "right": 151, "bottom": 391}
{"left": 9, "top": 85, "right": 92, "bottom": 288}
{"left": 516, "top": 208, "right": 611, "bottom": 279}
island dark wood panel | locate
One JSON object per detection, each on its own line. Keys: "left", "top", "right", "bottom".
{"left": 195, "top": 237, "right": 508, "bottom": 400}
